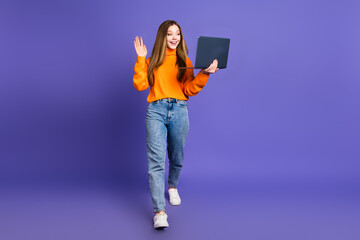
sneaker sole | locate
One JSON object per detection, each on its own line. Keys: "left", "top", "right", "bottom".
{"left": 154, "top": 223, "right": 169, "bottom": 228}
{"left": 169, "top": 200, "right": 181, "bottom": 206}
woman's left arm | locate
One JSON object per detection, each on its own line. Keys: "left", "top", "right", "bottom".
{"left": 183, "top": 59, "right": 219, "bottom": 97}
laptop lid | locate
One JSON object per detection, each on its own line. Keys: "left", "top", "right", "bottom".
{"left": 179, "top": 36, "right": 230, "bottom": 69}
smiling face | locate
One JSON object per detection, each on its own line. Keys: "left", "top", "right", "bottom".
{"left": 166, "top": 24, "right": 181, "bottom": 50}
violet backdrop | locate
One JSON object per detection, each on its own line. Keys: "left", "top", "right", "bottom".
{"left": 1, "top": 0, "right": 359, "bottom": 239}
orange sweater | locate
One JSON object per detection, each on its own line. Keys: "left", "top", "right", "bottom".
{"left": 133, "top": 48, "right": 210, "bottom": 103}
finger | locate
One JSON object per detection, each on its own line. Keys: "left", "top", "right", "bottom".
{"left": 213, "top": 62, "right": 218, "bottom": 71}
{"left": 140, "top": 37, "right": 143, "bottom": 46}
{"left": 212, "top": 60, "right": 218, "bottom": 69}
{"left": 211, "top": 65, "right": 217, "bottom": 73}
{"left": 135, "top": 36, "right": 139, "bottom": 46}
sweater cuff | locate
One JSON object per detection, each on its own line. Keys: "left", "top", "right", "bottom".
{"left": 137, "top": 56, "right": 146, "bottom": 62}
{"left": 197, "top": 71, "right": 210, "bottom": 80}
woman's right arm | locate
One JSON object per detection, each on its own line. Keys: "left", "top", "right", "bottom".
{"left": 133, "top": 36, "right": 149, "bottom": 91}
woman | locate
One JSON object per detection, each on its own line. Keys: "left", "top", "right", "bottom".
{"left": 133, "top": 20, "right": 218, "bottom": 228}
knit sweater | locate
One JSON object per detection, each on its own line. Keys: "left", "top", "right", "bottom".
{"left": 133, "top": 48, "right": 209, "bottom": 103}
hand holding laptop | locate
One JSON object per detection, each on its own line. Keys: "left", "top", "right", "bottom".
{"left": 200, "top": 59, "right": 219, "bottom": 75}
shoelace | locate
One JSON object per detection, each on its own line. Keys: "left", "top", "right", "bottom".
{"left": 169, "top": 189, "right": 179, "bottom": 195}
{"left": 170, "top": 192, "right": 180, "bottom": 199}
{"left": 156, "top": 214, "right": 167, "bottom": 220}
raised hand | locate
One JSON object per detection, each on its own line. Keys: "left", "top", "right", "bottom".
{"left": 134, "top": 36, "right": 147, "bottom": 57}
{"left": 201, "top": 59, "right": 219, "bottom": 75}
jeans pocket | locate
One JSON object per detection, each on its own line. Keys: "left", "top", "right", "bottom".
{"left": 177, "top": 100, "right": 188, "bottom": 108}
{"left": 149, "top": 100, "right": 159, "bottom": 106}
{"left": 147, "top": 101, "right": 157, "bottom": 112}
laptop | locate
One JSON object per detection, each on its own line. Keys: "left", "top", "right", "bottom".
{"left": 179, "top": 36, "right": 230, "bottom": 69}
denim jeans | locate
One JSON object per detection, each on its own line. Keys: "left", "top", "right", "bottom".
{"left": 145, "top": 98, "right": 189, "bottom": 213}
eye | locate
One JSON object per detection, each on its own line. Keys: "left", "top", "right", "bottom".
{"left": 167, "top": 33, "right": 172, "bottom": 36}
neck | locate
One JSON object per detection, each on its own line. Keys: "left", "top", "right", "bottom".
{"left": 166, "top": 47, "right": 177, "bottom": 55}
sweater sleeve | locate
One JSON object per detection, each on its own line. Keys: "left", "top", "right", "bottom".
{"left": 133, "top": 56, "right": 150, "bottom": 91}
{"left": 183, "top": 57, "right": 210, "bottom": 97}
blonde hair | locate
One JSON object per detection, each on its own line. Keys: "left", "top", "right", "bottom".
{"left": 148, "top": 20, "right": 188, "bottom": 86}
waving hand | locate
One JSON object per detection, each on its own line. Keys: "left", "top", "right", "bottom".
{"left": 134, "top": 36, "right": 147, "bottom": 57}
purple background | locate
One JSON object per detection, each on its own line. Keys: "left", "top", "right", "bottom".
{"left": 1, "top": 0, "right": 359, "bottom": 239}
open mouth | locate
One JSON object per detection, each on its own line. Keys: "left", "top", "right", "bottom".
{"left": 170, "top": 41, "right": 178, "bottom": 45}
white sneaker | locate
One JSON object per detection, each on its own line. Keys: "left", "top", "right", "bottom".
{"left": 168, "top": 188, "right": 181, "bottom": 206}
{"left": 153, "top": 212, "right": 169, "bottom": 228}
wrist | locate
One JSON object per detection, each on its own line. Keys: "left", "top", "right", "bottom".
{"left": 200, "top": 70, "right": 210, "bottom": 75}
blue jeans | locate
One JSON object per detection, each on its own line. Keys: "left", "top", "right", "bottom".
{"left": 145, "top": 98, "right": 189, "bottom": 213}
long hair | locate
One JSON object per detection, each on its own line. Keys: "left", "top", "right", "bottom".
{"left": 148, "top": 20, "right": 189, "bottom": 86}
